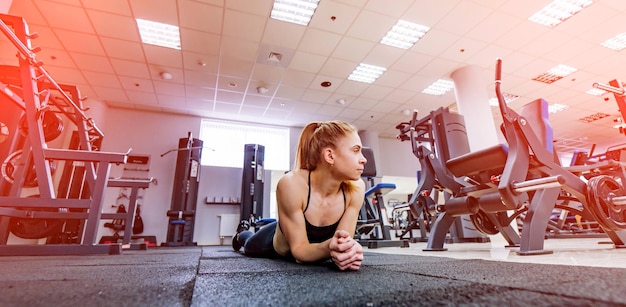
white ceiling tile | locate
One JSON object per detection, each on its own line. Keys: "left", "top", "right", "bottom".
{"left": 53, "top": 30, "right": 106, "bottom": 55}
{"left": 100, "top": 38, "right": 145, "bottom": 61}
{"left": 331, "top": 37, "right": 375, "bottom": 62}
{"left": 126, "top": 91, "right": 157, "bottom": 104}
{"left": 363, "top": 44, "right": 407, "bottom": 68}
{"left": 35, "top": 1, "right": 94, "bottom": 33}
{"left": 301, "top": 88, "right": 332, "bottom": 104}
{"left": 309, "top": 1, "right": 360, "bottom": 34}
{"left": 298, "top": 28, "right": 342, "bottom": 56}
{"left": 87, "top": 10, "right": 139, "bottom": 41}
{"left": 153, "top": 81, "right": 185, "bottom": 96}
{"left": 222, "top": 10, "right": 266, "bottom": 42}
{"left": 334, "top": 80, "right": 368, "bottom": 97}
{"left": 225, "top": 0, "right": 271, "bottom": 16}
{"left": 186, "top": 85, "right": 216, "bottom": 99}
{"left": 251, "top": 64, "right": 286, "bottom": 84}
{"left": 389, "top": 51, "right": 434, "bottom": 74}
{"left": 346, "top": 10, "right": 396, "bottom": 42}
{"left": 183, "top": 52, "right": 219, "bottom": 72}
{"left": 181, "top": 28, "right": 221, "bottom": 55}
{"left": 179, "top": 0, "right": 223, "bottom": 33}
{"left": 81, "top": 0, "right": 132, "bottom": 15}
{"left": 118, "top": 77, "right": 154, "bottom": 92}
{"left": 275, "top": 85, "right": 305, "bottom": 100}
{"left": 218, "top": 57, "right": 254, "bottom": 79}
{"left": 436, "top": 1, "right": 493, "bottom": 36}
{"left": 288, "top": 51, "right": 326, "bottom": 73}
{"left": 261, "top": 19, "right": 306, "bottom": 49}
{"left": 216, "top": 89, "right": 244, "bottom": 104}
{"left": 130, "top": 0, "right": 179, "bottom": 25}
{"left": 82, "top": 71, "right": 121, "bottom": 88}
{"left": 319, "top": 58, "right": 358, "bottom": 79}
{"left": 70, "top": 53, "right": 115, "bottom": 74}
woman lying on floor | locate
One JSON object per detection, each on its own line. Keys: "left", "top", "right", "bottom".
{"left": 234, "top": 120, "right": 367, "bottom": 271}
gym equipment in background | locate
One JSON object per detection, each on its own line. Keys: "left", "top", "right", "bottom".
{"left": 355, "top": 147, "right": 409, "bottom": 248}
{"left": 399, "top": 59, "right": 626, "bottom": 255}
{"left": 161, "top": 133, "right": 202, "bottom": 247}
{"left": 593, "top": 79, "right": 626, "bottom": 136}
{"left": 240, "top": 144, "right": 265, "bottom": 223}
{"left": 0, "top": 13, "right": 136, "bottom": 256}
{"left": 395, "top": 108, "right": 497, "bottom": 245}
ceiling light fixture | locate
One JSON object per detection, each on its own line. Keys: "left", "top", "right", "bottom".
{"left": 601, "top": 32, "right": 626, "bottom": 51}
{"left": 348, "top": 63, "right": 387, "bottom": 84}
{"left": 336, "top": 98, "right": 346, "bottom": 105}
{"left": 270, "top": 0, "right": 320, "bottom": 26}
{"left": 257, "top": 86, "right": 269, "bottom": 94}
{"left": 136, "top": 18, "right": 181, "bottom": 50}
{"left": 489, "top": 93, "right": 520, "bottom": 106}
{"left": 548, "top": 103, "right": 569, "bottom": 114}
{"left": 532, "top": 64, "right": 577, "bottom": 84}
{"left": 528, "top": 0, "right": 593, "bottom": 28}
{"left": 585, "top": 88, "right": 607, "bottom": 96}
{"left": 579, "top": 112, "right": 609, "bottom": 123}
{"left": 380, "top": 20, "right": 430, "bottom": 50}
{"left": 160, "top": 72, "right": 173, "bottom": 80}
{"left": 422, "top": 79, "right": 454, "bottom": 96}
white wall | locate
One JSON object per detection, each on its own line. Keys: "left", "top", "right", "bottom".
{"left": 96, "top": 107, "right": 201, "bottom": 245}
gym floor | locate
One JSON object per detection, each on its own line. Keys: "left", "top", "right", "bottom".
{"left": 1, "top": 236, "right": 626, "bottom": 307}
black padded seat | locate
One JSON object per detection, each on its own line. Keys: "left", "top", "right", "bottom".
{"left": 446, "top": 144, "right": 508, "bottom": 178}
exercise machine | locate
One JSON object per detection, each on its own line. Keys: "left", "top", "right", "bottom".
{"left": 395, "top": 108, "right": 498, "bottom": 245}
{"left": 240, "top": 144, "right": 265, "bottom": 223}
{"left": 355, "top": 147, "right": 409, "bottom": 248}
{"left": 0, "top": 13, "right": 133, "bottom": 255}
{"left": 161, "top": 133, "right": 202, "bottom": 247}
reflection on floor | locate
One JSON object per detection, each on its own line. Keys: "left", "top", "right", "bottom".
{"left": 365, "top": 235, "right": 626, "bottom": 268}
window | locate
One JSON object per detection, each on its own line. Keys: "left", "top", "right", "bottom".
{"left": 199, "top": 120, "right": 290, "bottom": 171}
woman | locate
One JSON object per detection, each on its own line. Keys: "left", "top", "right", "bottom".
{"left": 234, "top": 120, "right": 367, "bottom": 271}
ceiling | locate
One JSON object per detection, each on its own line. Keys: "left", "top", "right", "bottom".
{"left": 1, "top": 0, "right": 626, "bottom": 157}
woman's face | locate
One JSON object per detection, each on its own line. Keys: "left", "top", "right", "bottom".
{"left": 333, "top": 131, "right": 367, "bottom": 181}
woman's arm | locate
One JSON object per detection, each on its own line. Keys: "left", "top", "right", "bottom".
{"left": 329, "top": 179, "right": 366, "bottom": 270}
{"left": 276, "top": 175, "right": 332, "bottom": 263}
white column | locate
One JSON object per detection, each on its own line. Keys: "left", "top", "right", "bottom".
{"left": 450, "top": 65, "right": 499, "bottom": 151}
{"left": 1, "top": 0, "right": 13, "bottom": 14}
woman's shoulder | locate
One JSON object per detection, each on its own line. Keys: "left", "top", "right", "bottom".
{"left": 277, "top": 169, "right": 308, "bottom": 190}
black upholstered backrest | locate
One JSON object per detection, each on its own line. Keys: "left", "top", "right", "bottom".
{"left": 361, "top": 147, "right": 376, "bottom": 178}
{"left": 519, "top": 98, "right": 554, "bottom": 154}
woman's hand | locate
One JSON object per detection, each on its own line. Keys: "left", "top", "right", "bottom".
{"left": 329, "top": 230, "right": 363, "bottom": 271}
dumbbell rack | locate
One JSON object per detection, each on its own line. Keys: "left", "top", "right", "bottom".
{"left": 0, "top": 13, "right": 131, "bottom": 255}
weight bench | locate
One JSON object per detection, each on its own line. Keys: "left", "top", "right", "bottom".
{"left": 356, "top": 147, "right": 409, "bottom": 248}
{"left": 98, "top": 177, "right": 156, "bottom": 249}
{"left": 161, "top": 210, "right": 196, "bottom": 247}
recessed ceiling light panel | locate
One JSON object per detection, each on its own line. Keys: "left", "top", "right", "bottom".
{"left": 270, "top": 0, "right": 320, "bottom": 26}
{"left": 601, "top": 33, "right": 626, "bottom": 51}
{"left": 532, "top": 64, "right": 577, "bottom": 84}
{"left": 380, "top": 20, "right": 430, "bottom": 49}
{"left": 548, "top": 103, "right": 569, "bottom": 114}
{"left": 136, "top": 18, "right": 181, "bottom": 50}
{"left": 348, "top": 63, "right": 387, "bottom": 84}
{"left": 489, "top": 93, "right": 520, "bottom": 106}
{"left": 422, "top": 79, "right": 454, "bottom": 96}
{"left": 528, "top": 0, "right": 593, "bottom": 28}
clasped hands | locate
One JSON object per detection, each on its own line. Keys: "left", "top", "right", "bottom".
{"left": 329, "top": 230, "right": 363, "bottom": 271}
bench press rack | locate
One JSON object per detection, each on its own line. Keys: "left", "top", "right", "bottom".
{"left": 0, "top": 13, "right": 133, "bottom": 255}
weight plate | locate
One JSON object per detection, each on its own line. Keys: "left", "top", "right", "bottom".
{"left": 470, "top": 210, "right": 500, "bottom": 235}
{"left": 587, "top": 175, "right": 626, "bottom": 231}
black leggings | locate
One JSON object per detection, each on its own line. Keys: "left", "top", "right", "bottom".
{"left": 238, "top": 221, "right": 283, "bottom": 259}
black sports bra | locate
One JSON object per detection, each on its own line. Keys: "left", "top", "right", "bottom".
{"left": 303, "top": 171, "right": 346, "bottom": 243}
